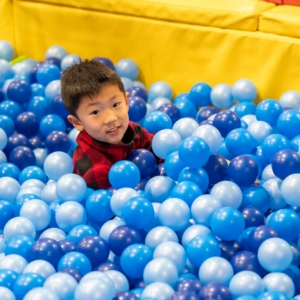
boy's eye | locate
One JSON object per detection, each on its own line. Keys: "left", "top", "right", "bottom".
{"left": 113, "top": 102, "right": 121, "bottom": 108}
{"left": 91, "top": 110, "right": 100, "bottom": 115}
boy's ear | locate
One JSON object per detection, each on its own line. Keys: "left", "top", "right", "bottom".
{"left": 125, "top": 92, "right": 130, "bottom": 108}
{"left": 67, "top": 115, "right": 84, "bottom": 131}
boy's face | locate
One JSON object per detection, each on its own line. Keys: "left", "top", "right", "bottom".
{"left": 68, "top": 84, "right": 130, "bottom": 144}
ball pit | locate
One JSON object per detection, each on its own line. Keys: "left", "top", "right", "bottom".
{"left": 0, "top": 41, "right": 300, "bottom": 299}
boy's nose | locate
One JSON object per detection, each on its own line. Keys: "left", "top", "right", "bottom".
{"left": 103, "top": 110, "right": 117, "bottom": 125}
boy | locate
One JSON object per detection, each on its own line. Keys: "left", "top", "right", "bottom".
{"left": 61, "top": 60, "right": 155, "bottom": 190}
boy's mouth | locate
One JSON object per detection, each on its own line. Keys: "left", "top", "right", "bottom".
{"left": 107, "top": 126, "right": 120, "bottom": 133}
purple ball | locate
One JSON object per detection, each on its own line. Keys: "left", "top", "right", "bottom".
{"left": 58, "top": 268, "right": 82, "bottom": 282}
{"left": 213, "top": 110, "right": 241, "bottom": 137}
{"left": 9, "top": 146, "right": 36, "bottom": 170}
{"left": 199, "top": 283, "right": 232, "bottom": 300}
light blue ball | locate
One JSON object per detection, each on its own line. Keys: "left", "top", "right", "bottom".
{"left": 99, "top": 219, "right": 125, "bottom": 242}
{"left": 232, "top": 79, "right": 257, "bottom": 102}
{"left": 60, "top": 54, "right": 81, "bottom": 71}
{"left": 39, "top": 228, "right": 66, "bottom": 242}
{"left": 257, "top": 237, "right": 293, "bottom": 272}
{"left": 0, "top": 286, "right": 17, "bottom": 300}
{"left": 247, "top": 121, "right": 273, "bottom": 146}
{"left": 210, "top": 181, "right": 242, "bottom": 208}
{"left": 43, "top": 151, "right": 74, "bottom": 181}
{"left": 23, "top": 260, "right": 55, "bottom": 279}
{"left": 115, "top": 58, "right": 139, "bottom": 81}
{"left": 148, "top": 81, "right": 173, "bottom": 102}
{"left": 144, "top": 202, "right": 161, "bottom": 232}
{"left": 121, "top": 77, "right": 134, "bottom": 90}
{"left": 21, "top": 179, "right": 45, "bottom": 190}
{"left": 281, "top": 174, "right": 300, "bottom": 207}
{"left": 0, "top": 177, "right": 20, "bottom": 203}
{"left": 263, "top": 272, "right": 295, "bottom": 298}
{"left": 55, "top": 201, "right": 87, "bottom": 232}
{"left": 0, "top": 128, "right": 7, "bottom": 150}
{"left": 74, "top": 278, "right": 115, "bottom": 300}
{"left": 150, "top": 97, "right": 171, "bottom": 110}
{"left": 45, "top": 45, "right": 68, "bottom": 60}
{"left": 229, "top": 271, "right": 264, "bottom": 298}
{"left": 110, "top": 187, "right": 139, "bottom": 217}
{"left": 0, "top": 150, "right": 7, "bottom": 164}
{"left": 192, "top": 124, "right": 223, "bottom": 155}
{"left": 44, "top": 272, "right": 78, "bottom": 300}
{"left": 141, "top": 282, "right": 174, "bottom": 299}
{"left": 56, "top": 173, "right": 87, "bottom": 202}
{"left": 23, "top": 287, "right": 59, "bottom": 300}
{"left": 3, "top": 217, "right": 36, "bottom": 242}
{"left": 211, "top": 83, "right": 234, "bottom": 109}
{"left": 181, "top": 224, "right": 212, "bottom": 248}
{"left": 158, "top": 198, "right": 190, "bottom": 231}
{"left": 199, "top": 256, "right": 234, "bottom": 285}
{"left": 145, "top": 226, "right": 178, "bottom": 251}
{"left": 144, "top": 176, "right": 175, "bottom": 203}
{"left": 0, "top": 254, "right": 28, "bottom": 274}
{"left": 45, "top": 80, "right": 61, "bottom": 101}
{"left": 41, "top": 181, "right": 59, "bottom": 204}
{"left": 279, "top": 90, "right": 300, "bottom": 110}
{"left": 105, "top": 270, "right": 129, "bottom": 293}
{"left": 153, "top": 241, "right": 186, "bottom": 272}
{"left": 172, "top": 118, "right": 199, "bottom": 140}
{"left": 262, "top": 178, "right": 286, "bottom": 210}
{"left": 0, "top": 41, "right": 14, "bottom": 61}
{"left": 33, "top": 148, "right": 49, "bottom": 169}
{"left": 191, "top": 195, "right": 223, "bottom": 227}
{"left": 152, "top": 129, "right": 182, "bottom": 159}
{"left": 143, "top": 258, "right": 178, "bottom": 286}
{"left": 20, "top": 199, "right": 51, "bottom": 231}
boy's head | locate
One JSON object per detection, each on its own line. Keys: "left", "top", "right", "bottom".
{"left": 61, "top": 60, "right": 130, "bottom": 144}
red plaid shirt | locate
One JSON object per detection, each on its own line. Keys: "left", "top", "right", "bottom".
{"left": 73, "top": 122, "right": 154, "bottom": 190}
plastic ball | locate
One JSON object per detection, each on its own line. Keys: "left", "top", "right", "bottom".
{"left": 45, "top": 45, "right": 67, "bottom": 60}
{"left": 257, "top": 291, "right": 290, "bottom": 300}
{"left": 40, "top": 114, "right": 66, "bottom": 137}
{"left": 263, "top": 273, "right": 295, "bottom": 298}
{"left": 157, "top": 103, "right": 180, "bottom": 125}
{"left": 178, "top": 167, "right": 209, "bottom": 193}
{"left": 115, "top": 59, "right": 139, "bottom": 81}
{"left": 186, "top": 235, "right": 220, "bottom": 268}
{"left": 4, "top": 235, "right": 34, "bottom": 261}
{"left": 211, "top": 83, "right": 234, "bottom": 108}
{"left": 234, "top": 102, "right": 256, "bottom": 118}
{"left": 55, "top": 201, "right": 87, "bottom": 232}
{"left": 210, "top": 181, "right": 242, "bottom": 208}
{"left": 232, "top": 79, "right": 257, "bottom": 102}
{"left": 0, "top": 128, "right": 7, "bottom": 151}
{"left": 13, "top": 273, "right": 45, "bottom": 300}
{"left": 148, "top": 81, "right": 173, "bottom": 101}
{"left": 40, "top": 228, "right": 67, "bottom": 242}
{"left": 268, "top": 209, "right": 300, "bottom": 242}
{"left": 58, "top": 268, "right": 81, "bottom": 283}
{"left": 7, "top": 80, "right": 31, "bottom": 104}
{"left": 9, "top": 146, "right": 35, "bottom": 170}
{"left": 188, "top": 82, "right": 212, "bottom": 106}
{"left": 0, "top": 254, "right": 28, "bottom": 275}
{"left": 43, "top": 151, "right": 74, "bottom": 181}
{"left": 0, "top": 41, "right": 14, "bottom": 61}
{"left": 128, "top": 96, "right": 147, "bottom": 122}
{"left": 199, "top": 256, "right": 234, "bottom": 286}
{"left": 213, "top": 110, "right": 241, "bottom": 138}
{"left": 199, "top": 282, "right": 232, "bottom": 300}
{"left": 27, "top": 96, "right": 52, "bottom": 122}
{"left": 158, "top": 198, "right": 190, "bottom": 231}
{"left": 45, "top": 131, "right": 70, "bottom": 153}
{"left": 277, "top": 109, "right": 300, "bottom": 139}
{"left": 281, "top": 174, "right": 300, "bottom": 206}
{"left": 202, "top": 154, "right": 228, "bottom": 185}
{"left": 258, "top": 237, "right": 293, "bottom": 272}
{"left": 58, "top": 252, "right": 91, "bottom": 276}
{"left": 211, "top": 207, "right": 245, "bottom": 241}
{"left": 0, "top": 200, "right": 14, "bottom": 229}
{"left": 60, "top": 54, "right": 81, "bottom": 71}
{"left": 0, "top": 286, "right": 16, "bottom": 300}
{"left": 228, "top": 155, "right": 259, "bottom": 187}
{"left": 229, "top": 271, "right": 264, "bottom": 298}
{"left": 108, "top": 225, "right": 142, "bottom": 256}
{"left": 109, "top": 160, "right": 140, "bottom": 189}
{"left": 143, "top": 111, "right": 172, "bottom": 134}
{"left": 256, "top": 99, "right": 283, "bottom": 127}
{"left": 44, "top": 272, "right": 78, "bottom": 300}
{"left": 0, "top": 115, "right": 15, "bottom": 137}
{"left": 20, "top": 199, "right": 50, "bottom": 231}
{"left": 262, "top": 178, "right": 286, "bottom": 210}
{"left": 230, "top": 251, "right": 263, "bottom": 275}
{"left": 145, "top": 226, "right": 178, "bottom": 251}
{"left": 23, "top": 287, "right": 59, "bottom": 300}
{"left": 247, "top": 121, "right": 273, "bottom": 146}
{"left": 0, "top": 269, "right": 18, "bottom": 290}
{"left": 279, "top": 90, "right": 300, "bottom": 110}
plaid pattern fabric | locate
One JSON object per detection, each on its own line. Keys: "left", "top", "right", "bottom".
{"left": 73, "top": 122, "right": 154, "bottom": 190}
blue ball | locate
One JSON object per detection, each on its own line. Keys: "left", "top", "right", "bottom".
{"left": 52, "top": 94, "right": 69, "bottom": 118}
{"left": 234, "top": 102, "right": 257, "bottom": 118}
{"left": 174, "top": 100, "right": 197, "bottom": 119}
{"left": 4, "top": 235, "right": 35, "bottom": 261}
{"left": 67, "top": 224, "right": 97, "bottom": 247}
{"left": 121, "top": 196, "right": 154, "bottom": 229}
{"left": 178, "top": 167, "right": 209, "bottom": 193}
{"left": 31, "top": 83, "right": 45, "bottom": 97}
{"left": 7, "top": 80, "right": 31, "bottom": 104}
{"left": 18, "top": 166, "right": 47, "bottom": 184}
{"left": 164, "top": 151, "right": 185, "bottom": 181}
{"left": 189, "top": 82, "right": 212, "bottom": 106}
{"left": 277, "top": 109, "right": 300, "bottom": 139}
{"left": 0, "top": 115, "right": 15, "bottom": 136}
{"left": 213, "top": 110, "right": 241, "bottom": 137}
{"left": 0, "top": 269, "right": 18, "bottom": 291}
{"left": 15, "top": 112, "right": 39, "bottom": 137}
{"left": 109, "top": 160, "right": 140, "bottom": 189}
{"left": 0, "top": 100, "right": 22, "bottom": 121}
{"left": 115, "top": 58, "right": 139, "bottom": 80}
{"left": 27, "top": 96, "right": 52, "bottom": 121}
{"left": 230, "top": 251, "right": 263, "bottom": 276}
{"left": 92, "top": 57, "right": 115, "bottom": 70}
{"left": 45, "top": 130, "right": 70, "bottom": 153}
{"left": 9, "top": 146, "right": 36, "bottom": 170}
{"left": 211, "top": 207, "right": 245, "bottom": 241}
{"left": 202, "top": 154, "right": 228, "bottom": 185}
{"left": 0, "top": 163, "right": 20, "bottom": 180}
{"left": 126, "top": 86, "right": 147, "bottom": 101}
{"left": 143, "top": 111, "right": 172, "bottom": 134}
{"left": 39, "top": 114, "right": 66, "bottom": 137}
{"left": 58, "top": 252, "right": 92, "bottom": 276}
{"left": 36, "top": 64, "right": 61, "bottom": 86}
{"left": 43, "top": 57, "right": 61, "bottom": 68}
{"left": 0, "top": 200, "right": 14, "bottom": 229}
{"left": 256, "top": 99, "right": 283, "bottom": 127}
{"left": 157, "top": 103, "right": 181, "bottom": 125}
{"left": 128, "top": 96, "right": 147, "bottom": 122}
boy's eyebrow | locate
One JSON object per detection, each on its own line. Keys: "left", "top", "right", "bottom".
{"left": 86, "top": 95, "right": 118, "bottom": 107}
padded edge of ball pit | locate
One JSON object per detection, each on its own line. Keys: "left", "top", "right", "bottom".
{"left": 12, "top": 0, "right": 300, "bottom": 101}
{"left": 259, "top": 5, "right": 300, "bottom": 39}
{"left": 17, "top": 0, "right": 276, "bottom": 31}
{"left": 0, "top": 0, "right": 15, "bottom": 45}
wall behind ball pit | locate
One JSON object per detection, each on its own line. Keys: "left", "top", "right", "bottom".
{"left": 1, "top": 0, "right": 300, "bottom": 101}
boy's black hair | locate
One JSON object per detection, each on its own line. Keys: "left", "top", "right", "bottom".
{"left": 61, "top": 60, "right": 125, "bottom": 117}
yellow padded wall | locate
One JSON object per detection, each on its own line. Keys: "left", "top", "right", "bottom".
{"left": 0, "top": 0, "right": 15, "bottom": 46}
{"left": 13, "top": 0, "right": 300, "bottom": 101}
